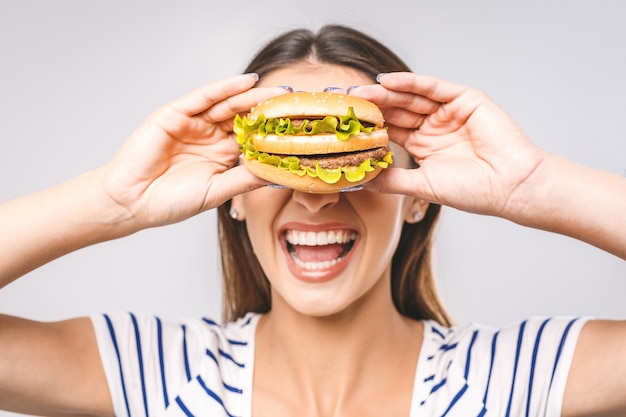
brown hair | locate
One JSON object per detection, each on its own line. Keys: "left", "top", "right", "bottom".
{"left": 218, "top": 25, "right": 451, "bottom": 326}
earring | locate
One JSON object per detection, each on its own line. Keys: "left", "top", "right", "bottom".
{"left": 412, "top": 210, "right": 423, "bottom": 222}
{"left": 229, "top": 208, "right": 239, "bottom": 220}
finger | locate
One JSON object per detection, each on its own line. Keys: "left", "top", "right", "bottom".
{"left": 201, "top": 86, "right": 290, "bottom": 124}
{"left": 363, "top": 166, "right": 435, "bottom": 201}
{"left": 203, "top": 165, "right": 268, "bottom": 208}
{"left": 376, "top": 72, "right": 469, "bottom": 104}
{"left": 323, "top": 87, "right": 347, "bottom": 93}
{"left": 350, "top": 83, "right": 440, "bottom": 115}
{"left": 379, "top": 106, "right": 428, "bottom": 130}
{"left": 386, "top": 125, "right": 418, "bottom": 148}
{"left": 170, "top": 73, "right": 260, "bottom": 117}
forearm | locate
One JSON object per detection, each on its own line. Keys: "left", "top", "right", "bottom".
{"left": 0, "top": 170, "right": 133, "bottom": 288}
{"left": 508, "top": 154, "right": 626, "bottom": 259}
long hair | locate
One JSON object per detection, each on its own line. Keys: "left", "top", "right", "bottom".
{"left": 218, "top": 25, "right": 451, "bottom": 326}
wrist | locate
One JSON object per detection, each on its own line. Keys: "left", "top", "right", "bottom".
{"left": 503, "top": 154, "right": 626, "bottom": 258}
{"left": 0, "top": 170, "right": 138, "bottom": 286}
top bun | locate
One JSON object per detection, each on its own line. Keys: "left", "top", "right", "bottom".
{"left": 248, "top": 91, "right": 384, "bottom": 127}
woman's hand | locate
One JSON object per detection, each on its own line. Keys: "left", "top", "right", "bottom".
{"left": 96, "top": 74, "right": 284, "bottom": 231}
{"left": 352, "top": 72, "right": 626, "bottom": 259}
{"left": 0, "top": 74, "right": 287, "bottom": 284}
{"left": 350, "top": 72, "right": 547, "bottom": 219}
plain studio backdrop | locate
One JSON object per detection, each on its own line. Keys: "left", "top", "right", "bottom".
{"left": 1, "top": 1, "right": 626, "bottom": 414}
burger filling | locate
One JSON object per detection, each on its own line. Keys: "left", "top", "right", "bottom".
{"left": 298, "top": 147, "right": 389, "bottom": 170}
{"left": 236, "top": 107, "right": 372, "bottom": 140}
{"left": 234, "top": 107, "right": 393, "bottom": 184}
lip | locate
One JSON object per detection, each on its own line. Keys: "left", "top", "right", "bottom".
{"left": 279, "top": 222, "right": 359, "bottom": 283}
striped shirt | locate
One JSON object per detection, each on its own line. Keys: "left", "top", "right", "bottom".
{"left": 91, "top": 313, "right": 587, "bottom": 417}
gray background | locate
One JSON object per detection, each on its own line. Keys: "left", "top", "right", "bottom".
{"left": 1, "top": 2, "right": 625, "bottom": 413}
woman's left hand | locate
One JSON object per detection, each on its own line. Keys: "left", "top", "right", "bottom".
{"left": 352, "top": 72, "right": 626, "bottom": 259}
{"left": 350, "top": 72, "right": 547, "bottom": 219}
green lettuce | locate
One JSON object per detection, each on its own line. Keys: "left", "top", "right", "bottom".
{"left": 234, "top": 107, "right": 372, "bottom": 143}
{"left": 243, "top": 143, "right": 393, "bottom": 184}
{"left": 234, "top": 107, "right": 393, "bottom": 185}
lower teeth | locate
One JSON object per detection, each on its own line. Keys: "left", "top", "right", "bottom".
{"left": 286, "top": 236, "right": 355, "bottom": 271}
{"left": 291, "top": 255, "right": 343, "bottom": 270}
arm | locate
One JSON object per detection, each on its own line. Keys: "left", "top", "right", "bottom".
{"left": 509, "top": 154, "right": 626, "bottom": 260}
{"left": 563, "top": 320, "right": 626, "bottom": 417}
{"left": 0, "top": 74, "right": 282, "bottom": 287}
{"left": 351, "top": 72, "right": 626, "bottom": 259}
{"left": 0, "top": 316, "right": 113, "bottom": 416}
{"left": 0, "top": 74, "right": 285, "bottom": 414}
{"left": 351, "top": 72, "right": 626, "bottom": 415}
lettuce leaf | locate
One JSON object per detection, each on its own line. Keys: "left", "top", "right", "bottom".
{"left": 234, "top": 107, "right": 372, "bottom": 144}
{"left": 233, "top": 107, "right": 392, "bottom": 185}
{"left": 242, "top": 141, "right": 394, "bottom": 185}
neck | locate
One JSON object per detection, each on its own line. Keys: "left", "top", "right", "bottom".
{"left": 254, "top": 275, "right": 422, "bottom": 415}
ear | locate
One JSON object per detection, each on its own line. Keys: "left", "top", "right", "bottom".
{"left": 229, "top": 194, "right": 246, "bottom": 221}
{"left": 404, "top": 199, "right": 430, "bottom": 224}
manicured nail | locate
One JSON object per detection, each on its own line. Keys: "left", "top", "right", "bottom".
{"left": 346, "top": 85, "right": 360, "bottom": 95}
{"left": 323, "top": 86, "right": 344, "bottom": 92}
{"left": 277, "top": 85, "right": 294, "bottom": 92}
{"left": 339, "top": 185, "right": 364, "bottom": 193}
{"left": 375, "top": 73, "right": 388, "bottom": 83}
{"left": 245, "top": 72, "right": 259, "bottom": 82}
{"left": 267, "top": 183, "right": 290, "bottom": 189}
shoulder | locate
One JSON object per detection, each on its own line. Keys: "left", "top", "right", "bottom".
{"left": 89, "top": 312, "right": 261, "bottom": 417}
{"left": 413, "top": 317, "right": 589, "bottom": 416}
{"left": 422, "top": 316, "right": 587, "bottom": 355}
{"left": 91, "top": 311, "right": 259, "bottom": 350}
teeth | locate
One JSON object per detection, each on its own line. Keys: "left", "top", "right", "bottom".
{"left": 293, "top": 257, "right": 340, "bottom": 270}
{"left": 285, "top": 229, "right": 356, "bottom": 247}
{"left": 285, "top": 229, "right": 357, "bottom": 271}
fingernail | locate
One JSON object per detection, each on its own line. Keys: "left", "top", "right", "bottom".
{"left": 339, "top": 185, "right": 364, "bottom": 193}
{"left": 323, "top": 86, "right": 344, "bottom": 92}
{"left": 245, "top": 72, "right": 259, "bottom": 82}
{"left": 267, "top": 183, "right": 290, "bottom": 189}
{"left": 375, "top": 73, "right": 388, "bottom": 83}
{"left": 277, "top": 85, "right": 294, "bottom": 92}
{"left": 346, "top": 85, "right": 359, "bottom": 95}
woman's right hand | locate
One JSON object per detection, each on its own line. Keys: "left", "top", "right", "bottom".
{"left": 96, "top": 73, "right": 285, "bottom": 232}
{"left": 0, "top": 74, "right": 286, "bottom": 285}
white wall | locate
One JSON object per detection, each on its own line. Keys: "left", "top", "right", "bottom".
{"left": 1, "top": 1, "right": 625, "bottom": 413}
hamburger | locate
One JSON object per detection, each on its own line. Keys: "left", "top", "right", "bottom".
{"left": 234, "top": 91, "right": 393, "bottom": 193}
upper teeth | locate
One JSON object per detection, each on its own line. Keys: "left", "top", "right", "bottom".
{"left": 285, "top": 229, "right": 356, "bottom": 246}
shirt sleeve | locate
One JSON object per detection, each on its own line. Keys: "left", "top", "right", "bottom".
{"left": 90, "top": 312, "right": 257, "bottom": 417}
{"left": 470, "top": 317, "right": 589, "bottom": 416}
{"left": 90, "top": 312, "right": 208, "bottom": 417}
{"left": 415, "top": 316, "right": 589, "bottom": 417}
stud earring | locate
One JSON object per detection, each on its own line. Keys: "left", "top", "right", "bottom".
{"left": 229, "top": 208, "right": 239, "bottom": 220}
{"left": 412, "top": 211, "right": 423, "bottom": 222}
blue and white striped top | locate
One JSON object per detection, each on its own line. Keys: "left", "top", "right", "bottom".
{"left": 91, "top": 313, "right": 587, "bottom": 417}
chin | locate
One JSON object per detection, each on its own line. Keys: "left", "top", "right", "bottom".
{"left": 271, "top": 277, "right": 377, "bottom": 320}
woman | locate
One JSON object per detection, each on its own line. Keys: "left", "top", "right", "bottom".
{"left": 1, "top": 25, "right": 625, "bottom": 417}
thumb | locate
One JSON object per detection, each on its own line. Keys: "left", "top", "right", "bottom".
{"left": 364, "top": 167, "right": 435, "bottom": 201}
{"left": 202, "top": 165, "right": 268, "bottom": 209}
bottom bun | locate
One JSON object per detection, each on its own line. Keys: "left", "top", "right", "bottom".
{"left": 243, "top": 158, "right": 382, "bottom": 194}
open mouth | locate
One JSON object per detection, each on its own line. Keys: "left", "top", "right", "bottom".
{"left": 284, "top": 229, "right": 357, "bottom": 271}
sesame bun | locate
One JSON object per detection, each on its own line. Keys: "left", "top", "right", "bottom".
{"left": 243, "top": 157, "right": 384, "bottom": 193}
{"left": 234, "top": 91, "right": 392, "bottom": 194}
{"left": 248, "top": 91, "right": 385, "bottom": 126}
{"left": 251, "top": 129, "right": 389, "bottom": 155}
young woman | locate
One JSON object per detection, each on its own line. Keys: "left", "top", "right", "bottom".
{"left": 1, "top": 25, "right": 625, "bottom": 417}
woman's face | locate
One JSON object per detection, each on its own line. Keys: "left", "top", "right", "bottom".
{"left": 232, "top": 62, "right": 425, "bottom": 317}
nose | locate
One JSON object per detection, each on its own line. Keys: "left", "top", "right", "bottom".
{"left": 291, "top": 190, "right": 340, "bottom": 213}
